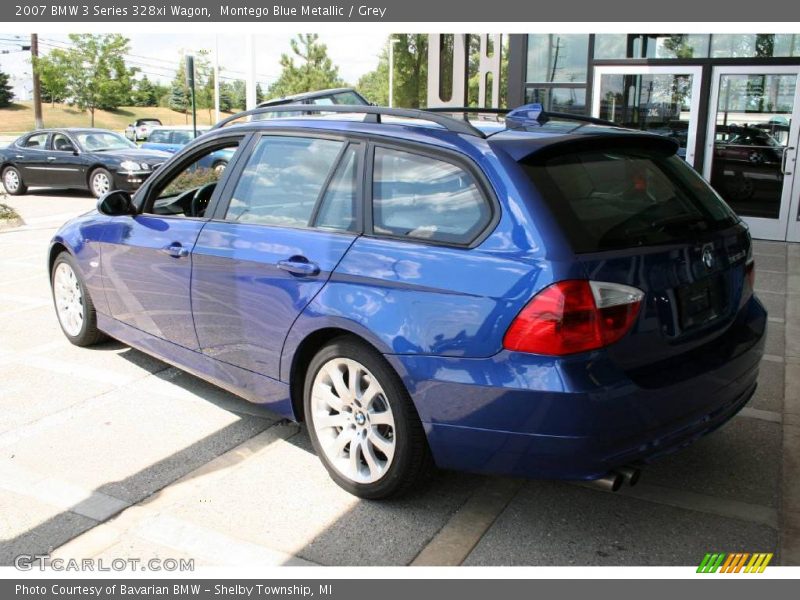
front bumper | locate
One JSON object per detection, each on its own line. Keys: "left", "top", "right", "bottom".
{"left": 113, "top": 170, "right": 154, "bottom": 191}
{"left": 389, "top": 295, "right": 767, "bottom": 481}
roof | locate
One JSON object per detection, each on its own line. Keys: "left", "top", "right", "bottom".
{"left": 149, "top": 125, "right": 210, "bottom": 131}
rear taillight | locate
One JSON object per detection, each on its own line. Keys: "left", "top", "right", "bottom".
{"left": 503, "top": 280, "right": 644, "bottom": 356}
{"left": 742, "top": 241, "right": 755, "bottom": 302}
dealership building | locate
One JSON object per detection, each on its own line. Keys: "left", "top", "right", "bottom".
{"left": 429, "top": 33, "right": 800, "bottom": 242}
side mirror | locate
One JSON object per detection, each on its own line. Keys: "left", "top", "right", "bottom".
{"left": 97, "top": 190, "right": 135, "bottom": 216}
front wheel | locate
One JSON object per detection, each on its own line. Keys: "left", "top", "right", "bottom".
{"left": 2, "top": 166, "right": 27, "bottom": 195}
{"left": 51, "top": 252, "right": 107, "bottom": 346}
{"left": 304, "top": 338, "right": 433, "bottom": 499}
{"left": 89, "top": 168, "right": 113, "bottom": 198}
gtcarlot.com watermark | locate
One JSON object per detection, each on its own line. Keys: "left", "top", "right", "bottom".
{"left": 14, "top": 554, "right": 194, "bottom": 572}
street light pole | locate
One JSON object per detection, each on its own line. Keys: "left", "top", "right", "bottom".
{"left": 388, "top": 38, "right": 399, "bottom": 108}
{"left": 213, "top": 34, "right": 220, "bottom": 123}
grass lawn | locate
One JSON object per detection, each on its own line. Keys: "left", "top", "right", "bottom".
{"left": 0, "top": 102, "right": 236, "bottom": 135}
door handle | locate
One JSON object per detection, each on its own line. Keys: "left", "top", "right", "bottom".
{"left": 161, "top": 243, "right": 189, "bottom": 258}
{"left": 782, "top": 146, "right": 795, "bottom": 175}
{"left": 277, "top": 257, "right": 320, "bottom": 277}
{"left": 15, "top": 155, "right": 24, "bottom": 159}
{"left": 47, "top": 156, "right": 56, "bottom": 161}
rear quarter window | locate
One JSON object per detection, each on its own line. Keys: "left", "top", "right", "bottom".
{"left": 371, "top": 147, "right": 492, "bottom": 245}
{"left": 521, "top": 147, "right": 738, "bottom": 252}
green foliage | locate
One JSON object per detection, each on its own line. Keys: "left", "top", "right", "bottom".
{"left": 357, "top": 35, "right": 428, "bottom": 109}
{"left": 132, "top": 75, "right": 160, "bottom": 107}
{"left": 0, "top": 70, "right": 14, "bottom": 108}
{"left": 169, "top": 55, "right": 190, "bottom": 114}
{"left": 33, "top": 34, "right": 137, "bottom": 126}
{"left": 267, "top": 34, "right": 345, "bottom": 98}
{"left": 33, "top": 51, "right": 68, "bottom": 106}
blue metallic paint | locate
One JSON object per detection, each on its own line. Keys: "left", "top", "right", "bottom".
{"left": 49, "top": 115, "right": 767, "bottom": 482}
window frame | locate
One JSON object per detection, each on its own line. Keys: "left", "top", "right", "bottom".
{"left": 18, "top": 131, "right": 51, "bottom": 151}
{"left": 133, "top": 132, "right": 250, "bottom": 220}
{"left": 211, "top": 130, "right": 365, "bottom": 235}
{"left": 365, "top": 140, "right": 499, "bottom": 249}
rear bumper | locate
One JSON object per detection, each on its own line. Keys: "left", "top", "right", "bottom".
{"left": 389, "top": 295, "right": 766, "bottom": 480}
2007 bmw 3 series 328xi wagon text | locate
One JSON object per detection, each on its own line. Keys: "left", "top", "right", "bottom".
{"left": 48, "top": 104, "right": 766, "bottom": 499}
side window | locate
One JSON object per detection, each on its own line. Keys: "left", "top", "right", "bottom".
{"left": 51, "top": 134, "right": 76, "bottom": 152}
{"left": 171, "top": 131, "right": 194, "bottom": 145}
{"left": 225, "top": 136, "right": 344, "bottom": 228}
{"left": 146, "top": 141, "right": 240, "bottom": 218}
{"left": 314, "top": 145, "right": 359, "bottom": 232}
{"left": 372, "top": 147, "right": 492, "bottom": 245}
{"left": 147, "top": 130, "right": 169, "bottom": 143}
{"left": 23, "top": 133, "right": 48, "bottom": 149}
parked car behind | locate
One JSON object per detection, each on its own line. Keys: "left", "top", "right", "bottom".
{"left": 48, "top": 104, "right": 765, "bottom": 499}
{"left": 0, "top": 128, "right": 170, "bottom": 197}
{"left": 125, "top": 118, "right": 163, "bottom": 141}
{"left": 142, "top": 126, "right": 234, "bottom": 173}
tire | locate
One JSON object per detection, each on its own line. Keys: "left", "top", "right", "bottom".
{"left": 212, "top": 161, "right": 228, "bottom": 175}
{"left": 51, "top": 252, "right": 107, "bottom": 347}
{"left": 89, "top": 168, "right": 113, "bottom": 198}
{"left": 2, "top": 166, "right": 27, "bottom": 195}
{"left": 304, "top": 337, "right": 433, "bottom": 499}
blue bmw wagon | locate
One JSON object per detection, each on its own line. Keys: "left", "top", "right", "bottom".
{"left": 48, "top": 104, "right": 766, "bottom": 499}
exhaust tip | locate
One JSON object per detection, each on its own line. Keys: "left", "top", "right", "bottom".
{"left": 587, "top": 472, "right": 623, "bottom": 492}
{"left": 615, "top": 466, "right": 641, "bottom": 487}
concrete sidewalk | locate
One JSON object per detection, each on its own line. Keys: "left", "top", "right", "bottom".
{"left": 0, "top": 191, "right": 797, "bottom": 566}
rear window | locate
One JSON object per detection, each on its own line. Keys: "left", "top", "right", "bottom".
{"left": 522, "top": 147, "right": 738, "bottom": 252}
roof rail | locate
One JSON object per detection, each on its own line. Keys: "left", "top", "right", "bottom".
{"left": 211, "top": 104, "right": 487, "bottom": 138}
{"left": 425, "top": 104, "right": 617, "bottom": 127}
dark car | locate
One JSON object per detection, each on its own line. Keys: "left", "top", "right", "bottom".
{"left": 47, "top": 104, "right": 764, "bottom": 499}
{"left": 255, "top": 87, "right": 370, "bottom": 118}
{"left": 0, "top": 129, "right": 170, "bottom": 198}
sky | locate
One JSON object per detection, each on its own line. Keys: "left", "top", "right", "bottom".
{"left": 0, "top": 32, "right": 389, "bottom": 100}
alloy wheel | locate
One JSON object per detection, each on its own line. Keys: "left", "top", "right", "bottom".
{"left": 310, "top": 357, "right": 396, "bottom": 484}
{"left": 53, "top": 262, "right": 84, "bottom": 337}
{"left": 92, "top": 172, "right": 111, "bottom": 196}
{"left": 3, "top": 169, "right": 19, "bottom": 193}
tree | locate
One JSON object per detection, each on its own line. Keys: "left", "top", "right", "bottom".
{"left": 33, "top": 34, "right": 137, "bottom": 126}
{"left": 133, "top": 75, "right": 159, "bottom": 107}
{"left": 0, "top": 70, "right": 14, "bottom": 108}
{"left": 267, "top": 34, "right": 345, "bottom": 98}
{"left": 33, "top": 49, "right": 69, "bottom": 106}
{"left": 357, "top": 35, "right": 428, "bottom": 108}
{"left": 168, "top": 55, "right": 190, "bottom": 117}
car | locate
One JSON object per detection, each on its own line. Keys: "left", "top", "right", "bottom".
{"left": 125, "top": 118, "right": 163, "bottom": 141}
{"left": 0, "top": 128, "right": 171, "bottom": 198}
{"left": 142, "top": 126, "right": 234, "bottom": 173}
{"left": 47, "top": 103, "right": 765, "bottom": 499}
{"left": 255, "top": 87, "right": 370, "bottom": 118}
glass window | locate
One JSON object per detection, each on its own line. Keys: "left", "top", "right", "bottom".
{"left": 331, "top": 91, "right": 366, "bottom": 105}
{"left": 171, "top": 130, "right": 194, "bottom": 144}
{"left": 149, "top": 142, "right": 240, "bottom": 218}
{"left": 75, "top": 131, "right": 136, "bottom": 151}
{"left": 520, "top": 148, "right": 738, "bottom": 253}
{"left": 314, "top": 145, "right": 359, "bottom": 232}
{"left": 22, "top": 133, "right": 48, "bottom": 148}
{"left": 594, "top": 34, "right": 710, "bottom": 59}
{"left": 146, "top": 130, "right": 169, "bottom": 143}
{"left": 225, "top": 136, "right": 344, "bottom": 228}
{"left": 525, "top": 87, "right": 586, "bottom": 115}
{"left": 711, "top": 34, "right": 800, "bottom": 58}
{"left": 372, "top": 147, "right": 491, "bottom": 245}
{"left": 526, "top": 34, "right": 588, "bottom": 83}
{"left": 51, "top": 133, "right": 76, "bottom": 152}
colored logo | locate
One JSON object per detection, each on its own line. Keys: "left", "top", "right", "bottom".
{"left": 697, "top": 552, "right": 773, "bottom": 573}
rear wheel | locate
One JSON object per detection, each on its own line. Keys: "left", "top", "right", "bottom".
{"left": 89, "top": 168, "right": 113, "bottom": 198}
{"left": 2, "top": 166, "right": 27, "bottom": 195}
{"left": 304, "top": 337, "right": 433, "bottom": 499}
{"left": 51, "top": 252, "right": 106, "bottom": 347}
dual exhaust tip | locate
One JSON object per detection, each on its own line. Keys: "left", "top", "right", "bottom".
{"left": 586, "top": 466, "right": 640, "bottom": 492}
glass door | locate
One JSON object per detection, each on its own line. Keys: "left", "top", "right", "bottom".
{"left": 703, "top": 66, "right": 800, "bottom": 241}
{"left": 592, "top": 65, "right": 703, "bottom": 167}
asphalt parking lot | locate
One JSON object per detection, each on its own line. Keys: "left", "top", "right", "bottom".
{"left": 1, "top": 190, "right": 798, "bottom": 567}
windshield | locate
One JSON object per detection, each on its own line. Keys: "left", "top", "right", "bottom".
{"left": 521, "top": 146, "right": 739, "bottom": 252}
{"left": 76, "top": 132, "right": 137, "bottom": 152}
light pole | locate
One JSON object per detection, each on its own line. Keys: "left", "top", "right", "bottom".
{"left": 388, "top": 37, "right": 399, "bottom": 107}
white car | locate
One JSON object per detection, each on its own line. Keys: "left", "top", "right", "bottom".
{"left": 124, "top": 118, "right": 163, "bottom": 142}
